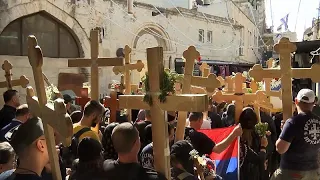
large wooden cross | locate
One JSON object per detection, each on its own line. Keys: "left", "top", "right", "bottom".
{"left": 28, "top": 35, "right": 73, "bottom": 180}
{"left": 68, "top": 30, "right": 124, "bottom": 131}
{"left": 112, "top": 45, "right": 144, "bottom": 94}
{"left": 0, "top": 60, "right": 29, "bottom": 89}
{"left": 212, "top": 73, "right": 246, "bottom": 122}
{"left": 112, "top": 45, "right": 144, "bottom": 121}
{"left": 176, "top": 46, "right": 220, "bottom": 141}
{"left": 118, "top": 47, "right": 208, "bottom": 179}
{"left": 249, "top": 37, "right": 320, "bottom": 121}
{"left": 68, "top": 30, "right": 124, "bottom": 101}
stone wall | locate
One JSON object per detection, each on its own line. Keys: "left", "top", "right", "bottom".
{"left": 0, "top": 56, "right": 119, "bottom": 106}
{"left": 0, "top": 0, "right": 259, "bottom": 106}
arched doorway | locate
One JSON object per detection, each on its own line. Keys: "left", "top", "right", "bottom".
{"left": 131, "top": 23, "right": 172, "bottom": 83}
{"left": 0, "top": 12, "right": 82, "bottom": 58}
{"left": 0, "top": 1, "right": 90, "bottom": 56}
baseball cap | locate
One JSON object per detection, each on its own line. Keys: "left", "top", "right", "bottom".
{"left": 63, "top": 94, "right": 74, "bottom": 104}
{"left": 10, "top": 117, "right": 44, "bottom": 155}
{"left": 296, "top": 89, "right": 315, "bottom": 104}
{"left": 170, "top": 140, "right": 194, "bottom": 174}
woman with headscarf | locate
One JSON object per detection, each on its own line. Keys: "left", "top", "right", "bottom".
{"left": 239, "top": 107, "right": 268, "bottom": 180}
{"left": 221, "top": 104, "right": 235, "bottom": 127}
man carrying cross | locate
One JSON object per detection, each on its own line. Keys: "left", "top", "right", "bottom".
{"left": 272, "top": 89, "right": 320, "bottom": 180}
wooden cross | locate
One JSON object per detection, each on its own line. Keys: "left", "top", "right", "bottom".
{"left": 224, "top": 76, "right": 234, "bottom": 93}
{"left": 28, "top": 35, "right": 73, "bottom": 180}
{"left": 112, "top": 45, "right": 144, "bottom": 94}
{"left": 264, "top": 58, "right": 281, "bottom": 98}
{"left": 118, "top": 47, "right": 208, "bottom": 179}
{"left": 191, "top": 62, "right": 212, "bottom": 94}
{"left": 233, "top": 73, "right": 246, "bottom": 94}
{"left": 217, "top": 76, "right": 225, "bottom": 87}
{"left": 212, "top": 73, "right": 246, "bottom": 122}
{"left": 104, "top": 91, "right": 119, "bottom": 123}
{"left": 0, "top": 60, "right": 29, "bottom": 89}
{"left": 68, "top": 30, "right": 124, "bottom": 131}
{"left": 68, "top": 30, "right": 124, "bottom": 101}
{"left": 249, "top": 37, "right": 320, "bottom": 121}
{"left": 176, "top": 46, "right": 220, "bottom": 141}
{"left": 244, "top": 80, "right": 274, "bottom": 122}
{"left": 200, "top": 62, "right": 210, "bottom": 77}
{"left": 112, "top": 46, "right": 144, "bottom": 121}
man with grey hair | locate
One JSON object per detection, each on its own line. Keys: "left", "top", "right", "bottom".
{"left": 103, "top": 122, "right": 166, "bottom": 180}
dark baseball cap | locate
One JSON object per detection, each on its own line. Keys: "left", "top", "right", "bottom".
{"left": 10, "top": 117, "right": 44, "bottom": 155}
{"left": 63, "top": 94, "right": 74, "bottom": 104}
{"left": 170, "top": 140, "right": 195, "bottom": 174}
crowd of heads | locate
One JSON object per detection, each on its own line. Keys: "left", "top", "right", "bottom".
{"left": 0, "top": 87, "right": 318, "bottom": 179}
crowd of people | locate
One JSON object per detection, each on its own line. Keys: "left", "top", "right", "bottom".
{"left": 0, "top": 88, "right": 319, "bottom": 180}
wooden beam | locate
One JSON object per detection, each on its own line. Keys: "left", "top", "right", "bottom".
{"left": 28, "top": 35, "right": 73, "bottom": 180}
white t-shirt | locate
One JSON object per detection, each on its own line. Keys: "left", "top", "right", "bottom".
{"left": 186, "top": 119, "right": 211, "bottom": 129}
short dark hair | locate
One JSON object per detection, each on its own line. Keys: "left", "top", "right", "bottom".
{"left": 144, "top": 122, "right": 174, "bottom": 142}
{"left": 83, "top": 100, "right": 105, "bottom": 117}
{"left": 188, "top": 112, "right": 203, "bottom": 122}
{"left": 70, "top": 111, "right": 83, "bottom": 124}
{"left": 0, "top": 142, "right": 15, "bottom": 164}
{"left": 3, "top": 90, "right": 18, "bottom": 103}
{"left": 16, "top": 104, "right": 29, "bottom": 117}
{"left": 112, "top": 122, "right": 138, "bottom": 154}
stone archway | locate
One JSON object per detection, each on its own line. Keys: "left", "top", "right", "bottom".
{"left": 131, "top": 23, "right": 172, "bottom": 83}
{"left": 0, "top": 1, "right": 90, "bottom": 57}
{"left": 132, "top": 23, "right": 172, "bottom": 51}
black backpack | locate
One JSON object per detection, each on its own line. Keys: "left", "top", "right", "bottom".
{"left": 62, "top": 127, "right": 91, "bottom": 167}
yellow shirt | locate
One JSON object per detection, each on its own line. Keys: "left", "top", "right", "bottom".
{"left": 73, "top": 123, "right": 101, "bottom": 143}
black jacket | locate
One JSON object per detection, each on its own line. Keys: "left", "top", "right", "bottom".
{"left": 0, "top": 105, "right": 16, "bottom": 130}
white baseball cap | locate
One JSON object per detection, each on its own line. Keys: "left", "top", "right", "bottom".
{"left": 296, "top": 89, "right": 316, "bottom": 104}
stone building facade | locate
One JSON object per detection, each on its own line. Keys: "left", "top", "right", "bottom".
{"left": 0, "top": 0, "right": 258, "bottom": 105}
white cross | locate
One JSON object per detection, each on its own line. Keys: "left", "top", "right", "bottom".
{"left": 309, "top": 124, "right": 320, "bottom": 140}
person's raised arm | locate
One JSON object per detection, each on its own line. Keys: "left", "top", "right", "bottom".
{"left": 212, "top": 124, "right": 242, "bottom": 153}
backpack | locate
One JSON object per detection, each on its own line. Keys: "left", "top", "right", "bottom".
{"left": 62, "top": 127, "right": 91, "bottom": 167}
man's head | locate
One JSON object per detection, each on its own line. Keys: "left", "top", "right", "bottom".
{"left": 3, "top": 90, "right": 20, "bottom": 107}
{"left": 63, "top": 94, "right": 74, "bottom": 111}
{"left": 144, "top": 122, "right": 175, "bottom": 146}
{"left": 78, "top": 137, "right": 102, "bottom": 163}
{"left": 10, "top": 117, "right": 48, "bottom": 167}
{"left": 145, "top": 110, "right": 151, "bottom": 121}
{"left": 70, "top": 110, "right": 82, "bottom": 124}
{"left": 83, "top": 100, "right": 105, "bottom": 127}
{"left": 188, "top": 112, "right": 203, "bottom": 130}
{"left": 170, "top": 140, "right": 194, "bottom": 174}
{"left": 111, "top": 122, "right": 140, "bottom": 157}
{"left": 15, "top": 104, "right": 31, "bottom": 123}
{"left": 0, "top": 142, "right": 16, "bottom": 173}
{"left": 295, "top": 89, "right": 315, "bottom": 112}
